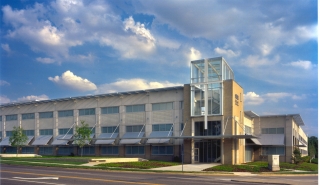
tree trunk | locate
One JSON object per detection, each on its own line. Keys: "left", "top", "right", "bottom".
{"left": 81, "top": 147, "right": 83, "bottom": 157}
{"left": 16, "top": 146, "right": 19, "bottom": 157}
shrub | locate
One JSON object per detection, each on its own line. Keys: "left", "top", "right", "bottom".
{"left": 311, "top": 158, "right": 318, "bottom": 164}
{"left": 292, "top": 148, "right": 302, "bottom": 164}
{"left": 301, "top": 156, "right": 310, "bottom": 163}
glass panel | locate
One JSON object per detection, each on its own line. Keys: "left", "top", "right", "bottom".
{"left": 152, "top": 125, "right": 159, "bottom": 131}
{"left": 261, "top": 128, "right": 268, "bottom": 134}
{"left": 39, "top": 112, "right": 53, "bottom": 118}
{"left": 138, "top": 146, "right": 144, "bottom": 154}
{"left": 277, "top": 128, "right": 284, "bottom": 134}
{"left": 22, "top": 113, "right": 35, "bottom": 120}
{"left": 58, "top": 110, "right": 73, "bottom": 117}
{"left": 269, "top": 128, "right": 277, "bottom": 134}
{"left": 6, "top": 114, "right": 18, "bottom": 121}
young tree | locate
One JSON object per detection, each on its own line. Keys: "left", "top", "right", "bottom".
{"left": 9, "top": 126, "right": 28, "bottom": 156}
{"left": 292, "top": 148, "right": 302, "bottom": 164}
{"left": 74, "top": 120, "right": 92, "bottom": 157}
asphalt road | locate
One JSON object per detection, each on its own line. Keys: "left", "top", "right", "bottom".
{"left": 0, "top": 164, "right": 317, "bottom": 185}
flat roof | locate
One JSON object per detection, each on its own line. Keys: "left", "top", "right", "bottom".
{"left": 0, "top": 86, "right": 184, "bottom": 108}
{"left": 244, "top": 111, "right": 305, "bottom": 126}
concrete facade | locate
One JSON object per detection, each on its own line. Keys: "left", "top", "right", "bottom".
{"left": 0, "top": 57, "right": 308, "bottom": 165}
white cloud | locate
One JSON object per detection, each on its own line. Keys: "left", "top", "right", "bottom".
{"left": 36, "top": 57, "right": 56, "bottom": 64}
{"left": 244, "top": 92, "right": 264, "bottom": 105}
{"left": 241, "top": 55, "right": 280, "bottom": 67}
{"left": 244, "top": 91, "right": 307, "bottom": 105}
{"left": 0, "top": 80, "right": 10, "bottom": 86}
{"left": 0, "top": 96, "right": 10, "bottom": 104}
{"left": 287, "top": 60, "right": 314, "bottom": 70}
{"left": 96, "top": 78, "right": 182, "bottom": 94}
{"left": 263, "top": 92, "right": 291, "bottom": 102}
{"left": 124, "top": 16, "right": 155, "bottom": 43}
{"left": 188, "top": 47, "right": 202, "bottom": 61}
{"left": 48, "top": 70, "right": 97, "bottom": 91}
{"left": 17, "top": 94, "right": 49, "bottom": 102}
{"left": 293, "top": 104, "right": 298, "bottom": 108}
{"left": 214, "top": 47, "right": 240, "bottom": 58}
{"left": 1, "top": 43, "right": 11, "bottom": 53}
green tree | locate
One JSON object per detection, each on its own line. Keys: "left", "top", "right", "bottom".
{"left": 74, "top": 120, "right": 92, "bottom": 157}
{"left": 308, "top": 136, "right": 318, "bottom": 158}
{"left": 9, "top": 126, "right": 28, "bottom": 156}
{"left": 292, "top": 148, "right": 302, "bottom": 164}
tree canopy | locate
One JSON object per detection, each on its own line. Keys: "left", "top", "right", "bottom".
{"left": 9, "top": 126, "right": 28, "bottom": 156}
{"left": 308, "top": 136, "right": 318, "bottom": 158}
{"left": 74, "top": 120, "right": 92, "bottom": 157}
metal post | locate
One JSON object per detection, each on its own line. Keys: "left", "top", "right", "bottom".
{"left": 181, "top": 139, "right": 184, "bottom": 172}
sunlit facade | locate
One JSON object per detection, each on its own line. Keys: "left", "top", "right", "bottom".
{"left": 0, "top": 57, "right": 308, "bottom": 164}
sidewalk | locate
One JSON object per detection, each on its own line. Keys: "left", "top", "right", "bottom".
{"left": 149, "top": 163, "right": 220, "bottom": 172}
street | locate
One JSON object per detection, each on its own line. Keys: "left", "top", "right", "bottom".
{"left": 0, "top": 164, "right": 317, "bottom": 185}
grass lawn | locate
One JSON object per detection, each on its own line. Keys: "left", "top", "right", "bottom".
{"left": 96, "top": 161, "right": 181, "bottom": 169}
{"left": 204, "top": 161, "right": 318, "bottom": 172}
{"left": 0, "top": 156, "right": 113, "bottom": 165}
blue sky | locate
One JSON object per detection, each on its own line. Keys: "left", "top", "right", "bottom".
{"left": 0, "top": 0, "right": 318, "bottom": 136}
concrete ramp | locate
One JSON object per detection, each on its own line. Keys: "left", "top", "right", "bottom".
{"left": 0, "top": 154, "right": 42, "bottom": 157}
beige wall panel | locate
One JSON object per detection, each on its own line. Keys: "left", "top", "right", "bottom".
{"left": 152, "top": 110, "right": 174, "bottom": 123}
{"left": 33, "top": 103, "right": 56, "bottom": 112}
{"left": 182, "top": 84, "right": 191, "bottom": 136}
{"left": 122, "top": 94, "right": 148, "bottom": 105}
{"left": 149, "top": 90, "right": 183, "bottom": 103}
{"left": 124, "top": 112, "right": 146, "bottom": 124}
{"left": 100, "top": 114, "right": 120, "bottom": 125}
{"left": 0, "top": 107, "right": 18, "bottom": 115}
{"left": 98, "top": 97, "right": 122, "bottom": 107}
{"left": 39, "top": 118, "right": 54, "bottom": 129}
{"left": 223, "top": 139, "right": 233, "bottom": 164}
{"left": 55, "top": 101, "right": 77, "bottom": 110}
{"left": 21, "top": 119, "right": 35, "bottom": 130}
{"left": 58, "top": 117, "right": 74, "bottom": 128}
{"left": 78, "top": 115, "right": 96, "bottom": 127}
{"left": 73, "top": 99, "right": 98, "bottom": 109}
{"left": 4, "top": 120, "right": 19, "bottom": 131}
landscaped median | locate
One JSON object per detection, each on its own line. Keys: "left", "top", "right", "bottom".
{"left": 0, "top": 156, "right": 318, "bottom": 174}
{"left": 204, "top": 161, "right": 318, "bottom": 174}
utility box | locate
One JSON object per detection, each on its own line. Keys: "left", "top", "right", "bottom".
{"left": 268, "top": 155, "right": 280, "bottom": 171}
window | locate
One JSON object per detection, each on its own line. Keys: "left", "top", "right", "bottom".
{"left": 79, "top": 108, "right": 95, "bottom": 116}
{"left": 152, "top": 102, "right": 173, "bottom": 111}
{"left": 59, "top": 128, "right": 73, "bottom": 135}
{"left": 6, "top": 131, "right": 13, "bottom": 137}
{"left": 277, "top": 128, "right": 284, "bottom": 134}
{"left": 6, "top": 114, "right": 17, "bottom": 121}
{"left": 180, "top": 101, "right": 184, "bottom": 109}
{"left": 78, "top": 146, "right": 95, "bottom": 155}
{"left": 126, "top": 125, "right": 144, "bottom": 132}
{"left": 58, "top": 110, "right": 73, "bottom": 117}
{"left": 39, "top": 147, "right": 53, "bottom": 155}
{"left": 39, "top": 112, "right": 53, "bottom": 119}
{"left": 126, "top": 104, "right": 145, "bottom": 113}
{"left": 101, "top": 146, "right": 119, "bottom": 155}
{"left": 40, "top": 129, "right": 53, "bottom": 135}
{"left": 58, "top": 147, "right": 73, "bottom": 155}
{"left": 261, "top": 128, "right": 284, "bottom": 134}
{"left": 125, "top": 146, "right": 144, "bottom": 155}
{"left": 0, "top": 131, "right": 2, "bottom": 137}
{"left": 5, "top": 147, "right": 17, "bottom": 154}
{"left": 21, "top": 147, "right": 34, "bottom": 154}
{"left": 195, "top": 121, "right": 221, "bottom": 136}
{"left": 245, "top": 126, "right": 252, "bottom": 135}
{"left": 152, "top": 146, "right": 173, "bottom": 155}
{"left": 89, "top": 127, "right": 95, "bottom": 134}
{"left": 101, "top": 126, "right": 119, "bottom": 133}
{"left": 262, "top": 147, "right": 285, "bottom": 155}
{"left": 101, "top": 107, "right": 119, "bottom": 114}
{"left": 23, "top": 130, "right": 34, "bottom": 136}
{"left": 152, "top": 124, "right": 173, "bottom": 132}
{"left": 0, "top": 116, "right": 2, "bottom": 121}
{"left": 22, "top": 113, "right": 35, "bottom": 120}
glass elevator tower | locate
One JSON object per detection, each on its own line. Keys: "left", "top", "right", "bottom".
{"left": 190, "top": 57, "right": 234, "bottom": 129}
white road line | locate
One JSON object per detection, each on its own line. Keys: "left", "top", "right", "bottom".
{"left": 1, "top": 178, "right": 65, "bottom": 185}
{"left": 14, "top": 177, "right": 59, "bottom": 180}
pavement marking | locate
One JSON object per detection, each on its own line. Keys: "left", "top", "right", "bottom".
{"left": 2, "top": 170, "right": 163, "bottom": 185}
{"left": 14, "top": 177, "right": 59, "bottom": 180}
{"left": 0, "top": 177, "right": 65, "bottom": 185}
